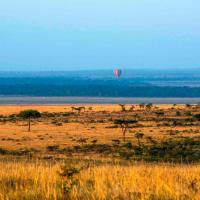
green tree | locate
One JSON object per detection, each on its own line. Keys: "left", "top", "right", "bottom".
{"left": 134, "top": 132, "right": 144, "bottom": 147}
{"left": 114, "top": 119, "right": 137, "bottom": 142}
{"left": 18, "top": 110, "right": 41, "bottom": 132}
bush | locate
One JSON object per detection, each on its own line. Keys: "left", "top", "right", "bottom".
{"left": 193, "top": 114, "right": 200, "bottom": 121}
{"left": 124, "top": 141, "right": 133, "bottom": 149}
{"left": 47, "top": 145, "right": 59, "bottom": 151}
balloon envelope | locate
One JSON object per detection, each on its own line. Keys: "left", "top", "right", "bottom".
{"left": 114, "top": 69, "right": 122, "bottom": 77}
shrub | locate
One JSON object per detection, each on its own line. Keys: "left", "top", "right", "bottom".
{"left": 193, "top": 114, "right": 200, "bottom": 121}
{"left": 47, "top": 145, "right": 59, "bottom": 151}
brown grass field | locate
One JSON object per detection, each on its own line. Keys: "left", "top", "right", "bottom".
{"left": 1, "top": 104, "right": 200, "bottom": 199}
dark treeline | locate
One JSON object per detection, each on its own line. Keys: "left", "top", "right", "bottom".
{"left": 1, "top": 70, "right": 200, "bottom": 97}
{"left": 1, "top": 77, "right": 200, "bottom": 97}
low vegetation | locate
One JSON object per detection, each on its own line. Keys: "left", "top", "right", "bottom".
{"left": 0, "top": 104, "right": 200, "bottom": 199}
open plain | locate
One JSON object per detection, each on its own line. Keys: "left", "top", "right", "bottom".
{"left": 1, "top": 104, "right": 200, "bottom": 199}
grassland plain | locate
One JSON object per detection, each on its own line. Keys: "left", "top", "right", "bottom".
{"left": 1, "top": 104, "right": 200, "bottom": 199}
{"left": 1, "top": 160, "right": 200, "bottom": 200}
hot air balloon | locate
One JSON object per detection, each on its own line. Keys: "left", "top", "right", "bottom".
{"left": 114, "top": 69, "right": 122, "bottom": 78}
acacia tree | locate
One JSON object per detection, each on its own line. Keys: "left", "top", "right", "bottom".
{"left": 114, "top": 119, "right": 137, "bottom": 142}
{"left": 134, "top": 132, "right": 144, "bottom": 147}
{"left": 139, "top": 103, "right": 145, "bottom": 110}
{"left": 185, "top": 104, "right": 192, "bottom": 109}
{"left": 18, "top": 110, "right": 41, "bottom": 132}
{"left": 146, "top": 103, "right": 153, "bottom": 111}
{"left": 118, "top": 104, "right": 126, "bottom": 112}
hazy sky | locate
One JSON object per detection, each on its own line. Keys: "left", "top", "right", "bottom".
{"left": 0, "top": 0, "right": 200, "bottom": 71}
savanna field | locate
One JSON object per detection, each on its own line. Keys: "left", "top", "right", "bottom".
{"left": 1, "top": 104, "right": 200, "bottom": 199}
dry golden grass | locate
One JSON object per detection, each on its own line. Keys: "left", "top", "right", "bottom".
{"left": 0, "top": 104, "right": 199, "bottom": 152}
{"left": 0, "top": 104, "right": 184, "bottom": 115}
{"left": 1, "top": 104, "right": 200, "bottom": 199}
{"left": 0, "top": 161, "right": 200, "bottom": 200}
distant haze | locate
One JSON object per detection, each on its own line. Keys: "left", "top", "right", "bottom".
{"left": 0, "top": 69, "right": 200, "bottom": 97}
{"left": 0, "top": 0, "right": 200, "bottom": 71}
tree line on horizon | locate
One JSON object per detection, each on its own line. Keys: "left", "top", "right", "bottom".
{"left": 0, "top": 84, "right": 200, "bottom": 97}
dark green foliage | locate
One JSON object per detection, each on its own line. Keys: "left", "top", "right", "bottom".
{"left": 62, "top": 113, "right": 71, "bottom": 117}
{"left": 124, "top": 141, "right": 133, "bottom": 149}
{"left": 114, "top": 119, "right": 137, "bottom": 125}
{"left": 155, "top": 111, "right": 164, "bottom": 116}
{"left": 0, "top": 147, "right": 8, "bottom": 155}
{"left": 146, "top": 136, "right": 157, "bottom": 144}
{"left": 146, "top": 103, "right": 153, "bottom": 110}
{"left": 0, "top": 147, "right": 37, "bottom": 156}
{"left": 146, "top": 138, "right": 200, "bottom": 162}
{"left": 114, "top": 119, "right": 138, "bottom": 142}
{"left": 176, "top": 111, "right": 181, "bottom": 116}
{"left": 135, "top": 132, "right": 144, "bottom": 138}
{"left": 118, "top": 150, "right": 135, "bottom": 160}
{"left": 18, "top": 110, "right": 41, "bottom": 131}
{"left": 185, "top": 111, "right": 192, "bottom": 116}
{"left": 134, "top": 132, "right": 144, "bottom": 146}
{"left": 54, "top": 136, "right": 200, "bottom": 163}
{"left": 8, "top": 114, "right": 17, "bottom": 118}
{"left": 18, "top": 110, "right": 41, "bottom": 119}
{"left": 47, "top": 145, "right": 59, "bottom": 151}
{"left": 59, "top": 165, "right": 81, "bottom": 178}
{"left": 59, "top": 163, "right": 82, "bottom": 198}
{"left": 42, "top": 112, "right": 64, "bottom": 117}
{"left": 134, "top": 147, "right": 143, "bottom": 156}
{"left": 193, "top": 114, "right": 200, "bottom": 121}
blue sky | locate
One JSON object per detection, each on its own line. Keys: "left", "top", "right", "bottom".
{"left": 0, "top": 0, "right": 200, "bottom": 71}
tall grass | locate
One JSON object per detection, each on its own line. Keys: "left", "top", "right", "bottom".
{"left": 0, "top": 161, "right": 200, "bottom": 199}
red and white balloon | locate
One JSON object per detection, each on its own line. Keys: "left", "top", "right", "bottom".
{"left": 114, "top": 69, "right": 122, "bottom": 78}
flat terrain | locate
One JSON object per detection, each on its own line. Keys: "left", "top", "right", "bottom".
{"left": 0, "top": 104, "right": 200, "bottom": 160}
{"left": 1, "top": 104, "right": 200, "bottom": 199}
